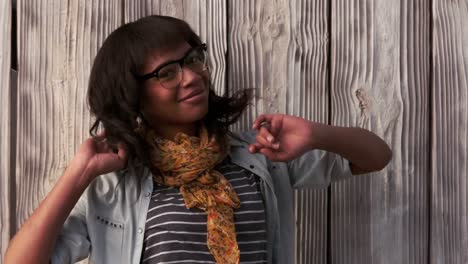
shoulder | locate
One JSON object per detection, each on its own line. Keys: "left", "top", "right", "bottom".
{"left": 84, "top": 171, "right": 124, "bottom": 203}
{"left": 85, "top": 166, "right": 147, "bottom": 204}
{"left": 228, "top": 129, "right": 258, "bottom": 147}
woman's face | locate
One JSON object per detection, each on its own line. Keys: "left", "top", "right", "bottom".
{"left": 139, "top": 42, "right": 210, "bottom": 130}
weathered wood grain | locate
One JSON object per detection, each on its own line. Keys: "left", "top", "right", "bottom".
{"left": 16, "top": 0, "right": 122, "bottom": 262}
{"left": 432, "top": 1, "right": 468, "bottom": 263}
{"left": 228, "top": 0, "right": 289, "bottom": 132}
{"left": 1, "top": 0, "right": 12, "bottom": 260}
{"left": 124, "top": 0, "right": 227, "bottom": 96}
{"left": 330, "top": 0, "right": 430, "bottom": 263}
{"left": 400, "top": 1, "right": 431, "bottom": 262}
{"left": 288, "top": 1, "right": 330, "bottom": 263}
{"left": 229, "top": 1, "right": 330, "bottom": 263}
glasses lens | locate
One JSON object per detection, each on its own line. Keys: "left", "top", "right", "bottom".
{"left": 184, "top": 48, "right": 207, "bottom": 73}
{"left": 157, "top": 63, "right": 181, "bottom": 88}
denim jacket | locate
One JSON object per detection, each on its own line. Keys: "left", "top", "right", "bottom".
{"left": 51, "top": 130, "right": 352, "bottom": 263}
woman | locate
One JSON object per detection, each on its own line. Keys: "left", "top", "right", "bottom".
{"left": 5, "top": 15, "right": 392, "bottom": 264}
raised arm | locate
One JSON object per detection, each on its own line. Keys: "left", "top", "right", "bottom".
{"left": 248, "top": 114, "right": 392, "bottom": 175}
{"left": 311, "top": 123, "right": 392, "bottom": 174}
{"left": 4, "top": 134, "right": 128, "bottom": 264}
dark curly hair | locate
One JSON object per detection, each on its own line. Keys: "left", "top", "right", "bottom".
{"left": 87, "top": 15, "right": 252, "bottom": 171}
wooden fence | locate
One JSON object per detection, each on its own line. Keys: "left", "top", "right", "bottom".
{"left": 1, "top": 0, "right": 467, "bottom": 263}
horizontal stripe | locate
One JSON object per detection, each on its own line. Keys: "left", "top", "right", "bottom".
{"left": 238, "top": 191, "right": 261, "bottom": 196}
{"left": 237, "top": 240, "right": 267, "bottom": 245}
{"left": 234, "top": 210, "right": 265, "bottom": 215}
{"left": 146, "top": 212, "right": 206, "bottom": 223}
{"left": 233, "top": 183, "right": 258, "bottom": 189}
{"left": 152, "top": 192, "right": 181, "bottom": 198}
{"left": 145, "top": 230, "right": 207, "bottom": 242}
{"left": 236, "top": 230, "right": 266, "bottom": 234}
{"left": 149, "top": 203, "right": 186, "bottom": 212}
{"left": 222, "top": 169, "right": 246, "bottom": 175}
{"left": 154, "top": 197, "right": 178, "bottom": 202}
{"left": 147, "top": 219, "right": 265, "bottom": 229}
{"left": 154, "top": 186, "right": 177, "bottom": 192}
{"left": 142, "top": 250, "right": 213, "bottom": 262}
{"left": 147, "top": 221, "right": 206, "bottom": 230}
{"left": 241, "top": 200, "right": 263, "bottom": 204}
{"left": 235, "top": 220, "right": 265, "bottom": 225}
{"left": 145, "top": 240, "right": 207, "bottom": 250}
{"left": 240, "top": 250, "right": 268, "bottom": 255}
{"left": 156, "top": 261, "right": 216, "bottom": 264}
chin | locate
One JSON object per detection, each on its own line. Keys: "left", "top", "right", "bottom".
{"left": 178, "top": 105, "right": 208, "bottom": 124}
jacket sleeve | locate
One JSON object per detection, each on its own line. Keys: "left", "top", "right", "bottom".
{"left": 287, "top": 149, "right": 353, "bottom": 189}
{"left": 50, "top": 191, "right": 91, "bottom": 263}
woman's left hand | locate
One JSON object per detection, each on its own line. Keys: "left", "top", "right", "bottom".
{"left": 248, "top": 114, "right": 317, "bottom": 162}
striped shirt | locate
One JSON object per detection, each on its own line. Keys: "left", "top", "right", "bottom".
{"left": 140, "top": 157, "right": 267, "bottom": 264}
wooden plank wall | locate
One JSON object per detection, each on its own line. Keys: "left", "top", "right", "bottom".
{"left": 432, "top": 0, "right": 468, "bottom": 263}
{"left": 15, "top": 0, "right": 121, "bottom": 224}
{"left": 227, "top": 2, "right": 330, "bottom": 263}
{"left": 330, "top": 1, "right": 430, "bottom": 263}
{"left": 14, "top": 1, "right": 122, "bottom": 264}
{"left": 1, "top": 0, "right": 468, "bottom": 263}
{"left": 0, "top": 0, "right": 12, "bottom": 261}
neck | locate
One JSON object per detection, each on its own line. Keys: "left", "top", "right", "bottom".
{"left": 149, "top": 122, "right": 199, "bottom": 140}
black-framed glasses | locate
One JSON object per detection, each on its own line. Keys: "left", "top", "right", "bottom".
{"left": 136, "top": 44, "right": 208, "bottom": 89}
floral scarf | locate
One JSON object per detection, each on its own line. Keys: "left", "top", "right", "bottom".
{"left": 139, "top": 125, "right": 240, "bottom": 264}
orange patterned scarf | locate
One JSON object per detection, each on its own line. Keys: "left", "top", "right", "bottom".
{"left": 140, "top": 125, "right": 240, "bottom": 264}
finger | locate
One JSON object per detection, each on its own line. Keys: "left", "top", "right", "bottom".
{"left": 97, "top": 129, "right": 106, "bottom": 137}
{"left": 93, "top": 130, "right": 107, "bottom": 142}
{"left": 97, "top": 153, "right": 126, "bottom": 172}
{"left": 259, "top": 148, "right": 282, "bottom": 162}
{"left": 248, "top": 143, "right": 263, "bottom": 153}
{"left": 94, "top": 139, "right": 112, "bottom": 153}
{"left": 252, "top": 114, "right": 275, "bottom": 130}
{"left": 257, "top": 127, "right": 280, "bottom": 149}
{"left": 116, "top": 143, "right": 129, "bottom": 164}
{"left": 269, "top": 115, "right": 283, "bottom": 138}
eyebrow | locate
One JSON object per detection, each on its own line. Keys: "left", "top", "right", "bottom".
{"left": 150, "top": 47, "right": 194, "bottom": 74}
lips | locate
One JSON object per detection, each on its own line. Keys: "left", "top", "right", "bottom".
{"left": 179, "top": 89, "right": 205, "bottom": 102}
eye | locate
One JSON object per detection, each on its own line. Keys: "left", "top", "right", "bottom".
{"left": 157, "top": 64, "right": 179, "bottom": 80}
{"left": 185, "top": 50, "right": 205, "bottom": 65}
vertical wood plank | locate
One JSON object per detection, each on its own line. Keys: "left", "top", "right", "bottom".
{"left": 330, "top": 0, "right": 430, "bottom": 263}
{"left": 0, "top": 0, "right": 12, "bottom": 260}
{"left": 229, "top": 1, "right": 330, "bottom": 263}
{"left": 124, "top": 0, "right": 227, "bottom": 97}
{"left": 432, "top": 1, "right": 468, "bottom": 263}
{"left": 16, "top": 0, "right": 122, "bottom": 262}
{"left": 228, "top": 0, "right": 290, "bottom": 133}
{"left": 288, "top": 1, "right": 329, "bottom": 264}
{"left": 400, "top": 1, "right": 431, "bottom": 263}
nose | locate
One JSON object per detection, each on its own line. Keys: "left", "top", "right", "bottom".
{"left": 179, "top": 67, "right": 203, "bottom": 88}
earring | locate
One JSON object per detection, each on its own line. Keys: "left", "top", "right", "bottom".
{"left": 136, "top": 116, "right": 143, "bottom": 126}
{"left": 134, "top": 115, "right": 144, "bottom": 134}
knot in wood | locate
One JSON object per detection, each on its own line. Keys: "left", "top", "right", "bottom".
{"left": 355, "top": 88, "right": 371, "bottom": 115}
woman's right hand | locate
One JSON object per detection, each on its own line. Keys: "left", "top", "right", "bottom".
{"left": 70, "top": 131, "right": 129, "bottom": 182}
{"left": 4, "top": 131, "right": 128, "bottom": 264}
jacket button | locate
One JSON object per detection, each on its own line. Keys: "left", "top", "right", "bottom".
{"left": 145, "top": 192, "right": 151, "bottom": 197}
{"left": 138, "top": 228, "right": 143, "bottom": 234}
{"left": 249, "top": 165, "right": 254, "bottom": 169}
